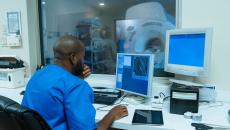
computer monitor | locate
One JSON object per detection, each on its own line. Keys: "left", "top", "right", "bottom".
{"left": 164, "top": 28, "right": 213, "bottom": 76}
{"left": 115, "top": 53, "right": 154, "bottom": 97}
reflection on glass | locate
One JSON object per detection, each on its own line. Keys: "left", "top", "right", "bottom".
{"left": 40, "top": 0, "right": 176, "bottom": 75}
{"left": 116, "top": 2, "right": 175, "bottom": 76}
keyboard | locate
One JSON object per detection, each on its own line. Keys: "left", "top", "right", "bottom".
{"left": 94, "top": 94, "right": 119, "bottom": 105}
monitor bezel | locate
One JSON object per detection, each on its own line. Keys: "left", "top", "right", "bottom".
{"left": 115, "top": 53, "right": 154, "bottom": 97}
{"left": 164, "top": 28, "right": 213, "bottom": 77}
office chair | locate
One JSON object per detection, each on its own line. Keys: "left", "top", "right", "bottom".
{"left": 0, "top": 95, "right": 51, "bottom": 130}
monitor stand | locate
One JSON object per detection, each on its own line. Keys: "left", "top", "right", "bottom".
{"left": 122, "top": 94, "right": 146, "bottom": 105}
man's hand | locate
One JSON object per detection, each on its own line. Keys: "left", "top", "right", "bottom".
{"left": 82, "top": 64, "right": 91, "bottom": 78}
{"left": 108, "top": 105, "right": 128, "bottom": 120}
{"left": 97, "top": 105, "right": 128, "bottom": 130}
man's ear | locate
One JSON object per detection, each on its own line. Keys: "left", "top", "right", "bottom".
{"left": 69, "top": 53, "right": 78, "bottom": 65}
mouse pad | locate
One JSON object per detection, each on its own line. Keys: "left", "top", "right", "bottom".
{"left": 132, "top": 109, "right": 164, "bottom": 125}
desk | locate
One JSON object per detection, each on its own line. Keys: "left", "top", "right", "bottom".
{"left": 1, "top": 75, "right": 230, "bottom": 130}
{"left": 94, "top": 99, "right": 230, "bottom": 130}
{"left": 86, "top": 75, "right": 230, "bottom": 130}
{"left": 1, "top": 87, "right": 229, "bottom": 130}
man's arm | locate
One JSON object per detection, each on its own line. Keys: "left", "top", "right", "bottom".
{"left": 64, "top": 83, "right": 97, "bottom": 130}
{"left": 97, "top": 105, "right": 128, "bottom": 130}
{"left": 80, "top": 64, "right": 129, "bottom": 130}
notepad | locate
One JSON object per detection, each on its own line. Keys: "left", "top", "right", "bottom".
{"left": 132, "top": 109, "right": 164, "bottom": 125}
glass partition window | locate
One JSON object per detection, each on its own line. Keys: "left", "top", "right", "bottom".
{"left": 39, "top": 0, "right": 177, "bottom": 75}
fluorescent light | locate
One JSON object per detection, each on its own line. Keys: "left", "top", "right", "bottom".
{"left": 99, "top": 2, "right": 105, "bottom": 6}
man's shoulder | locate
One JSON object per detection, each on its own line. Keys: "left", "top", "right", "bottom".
{"left": 32, "top": 64, "right": 89, "bottom": 89}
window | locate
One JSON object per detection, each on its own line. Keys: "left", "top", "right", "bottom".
{"left": 39, "top": 0, "right": 178, "bottom": 75}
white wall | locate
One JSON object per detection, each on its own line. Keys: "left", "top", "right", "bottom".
{"left": 0, "top": 0, "right": 40, "bottom": 75}
{"left": 0, "top": 0, "right": 30, "bottom": 73}
{"left": 181, "top": 0, "right": 230, "bottom": 90}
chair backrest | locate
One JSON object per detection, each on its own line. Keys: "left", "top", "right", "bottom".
{"left": 0, "top": 95, "right": 51, "bottom": 130}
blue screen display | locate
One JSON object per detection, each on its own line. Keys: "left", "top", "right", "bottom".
{"left": 168, "top": 33, "right": 205, "bottom": 67}
{"left": 116, "top": 54, "right": 150, "bottom": 96}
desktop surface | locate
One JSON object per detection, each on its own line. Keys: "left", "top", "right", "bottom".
{"left": 0, "top": 84, "right": 230, "bottom": 130}
{"left": 94, "top": 97, "right": 230, "bottom": 130}
{"left": 1, "top": 75, "right": 230, "bottom": 130}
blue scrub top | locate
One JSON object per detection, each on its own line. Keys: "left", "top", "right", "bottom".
{"left": 21, "top": 64, "right": 96, "bottom": 130}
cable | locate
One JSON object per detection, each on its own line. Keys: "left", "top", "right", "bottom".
{"left": 116, "top": 94, "right": 129, "bottom": 104}
{"left": 163, "top": 96, "right": 170, "bottom": 102}
{"left": 159, "top": 92, "right": 166, "bottom": 99}
{"left": 199, "top": 101, "right": 224, "bottom": 110}
{"left": 158, "top": 92, "right": 171, "bottom": 102}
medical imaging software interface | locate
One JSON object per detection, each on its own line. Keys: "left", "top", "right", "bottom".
{"left": 116, "top": 54, "right": 150, "bottom": 96}
{"left": 168, "top": 33, "right": 205, "bottom": 67}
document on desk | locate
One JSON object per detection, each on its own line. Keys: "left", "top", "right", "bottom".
{"left": 132, "top": 109, "right": 164, "bottom": 125}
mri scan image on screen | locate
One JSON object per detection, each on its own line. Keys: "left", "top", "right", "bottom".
{"left": 133, "top": 56, "right": 148, "bottom": 77}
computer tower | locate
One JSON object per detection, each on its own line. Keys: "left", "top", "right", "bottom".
{"left": 170, "top": 83, "right": 199, "bottom": 115}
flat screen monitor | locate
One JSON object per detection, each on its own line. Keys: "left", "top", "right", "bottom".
{"left": 116, "top": 53, "right": 154, "bottom": 97}
{"left": 165, "top": 28, "right": 212, "bottom": 76}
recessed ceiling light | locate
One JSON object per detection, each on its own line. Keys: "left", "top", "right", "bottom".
{"left": 42, "top": 1, "right": 46, "bottom": 5}
{"left": 99, "top": 2, "right": 105, "bottom": 6}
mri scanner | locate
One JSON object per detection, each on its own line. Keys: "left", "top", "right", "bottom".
{"left": 121, "top": 2, "right": 175, "bottom": 69}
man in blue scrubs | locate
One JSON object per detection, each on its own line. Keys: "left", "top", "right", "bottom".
{"left": 22, "top": 36, "right": 128, "bottom": 130}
